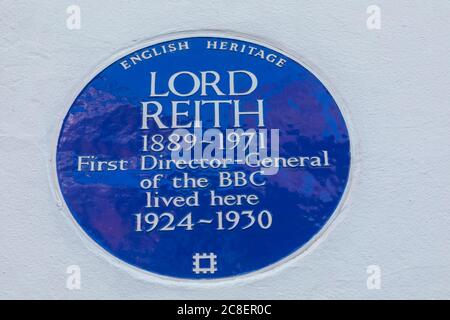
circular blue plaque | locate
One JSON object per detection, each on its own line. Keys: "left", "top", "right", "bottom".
{"left": 55, "top": 33, "right": 351, "bottom": 280}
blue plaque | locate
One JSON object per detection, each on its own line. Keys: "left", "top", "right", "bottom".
{"left": 55, "top": 33, "right": 351, "bottom": 280}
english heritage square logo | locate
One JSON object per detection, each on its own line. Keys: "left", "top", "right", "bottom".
{"left": 55, "top": 33, "right": 351, "bottom": 280}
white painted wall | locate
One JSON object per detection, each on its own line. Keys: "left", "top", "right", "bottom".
{"left": 0, "top": 0, "right": 449, "bottom": 299}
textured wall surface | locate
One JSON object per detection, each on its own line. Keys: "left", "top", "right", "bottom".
{"left": 0, "top": 0, "right": 449, "bottom": 299}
